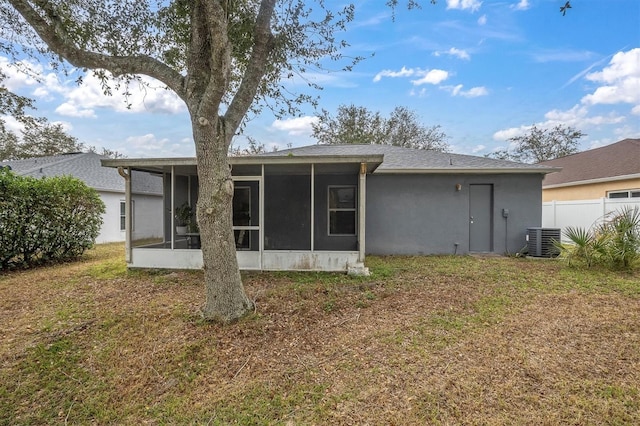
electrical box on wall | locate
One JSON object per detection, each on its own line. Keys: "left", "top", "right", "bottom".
{"left": 502, "top": 208, "right": 509, "bottom": 218}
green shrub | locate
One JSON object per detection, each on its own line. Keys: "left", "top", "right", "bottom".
{"left": 559, "top": 206, "right": 640, "bottom": 271}
{"left": 0, "top": 169, "right": 105, "bottom": 269}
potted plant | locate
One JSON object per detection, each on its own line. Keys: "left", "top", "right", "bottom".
{"left": 174, "top": 202, "right": 193, "bottom": 235}
{"left": 188, "top": 221, "right": 199, "bottom": 233}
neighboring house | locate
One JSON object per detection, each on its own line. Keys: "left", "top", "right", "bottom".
{"left": 102, "top": 144, "right": 556, "bottom": 272}
{"left": 1, "top": 152, "right": 163, "bottom": 244}
{"left": 539, "top": 138, "right": 640, "bottom": 232}
{"left": 539, "top": 138, "right": 640, "bottom": 202}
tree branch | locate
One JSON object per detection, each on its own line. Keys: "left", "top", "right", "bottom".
{"left": 224, "top": 0, "right": 276, "bottom": 133}
{"left": 192, "top": 0, "right": 231, "bottom": 119}
{"left": 8, "top": 0, "right": 187, "bottom": 101}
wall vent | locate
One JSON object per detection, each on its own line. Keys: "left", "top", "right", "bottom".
{"left": 527, "top": 227, "right": 561, "bottom": 258}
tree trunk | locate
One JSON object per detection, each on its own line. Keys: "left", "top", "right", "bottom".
{"left": 192, "top": 115, "right": 253, "bottom": 323}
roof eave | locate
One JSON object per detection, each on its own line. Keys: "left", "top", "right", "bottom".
{"left": 543, "top": 172, "right": 640, "bottom": 189}
{"left": 101, "top": 157, "right": 197, "bottom": 168}
{"left": 375, "top": 167, "right": 559, "bottom": 174}
{"left": 102, "top": 154, "right": 384, "bottom": 173}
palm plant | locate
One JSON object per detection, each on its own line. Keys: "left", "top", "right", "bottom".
{"left": 598, "top": 206, "right": 640, "bottom": 270}
{"left": 559, "top": 206, "right": 640, "bottom": 270}
{"left": 560, "top": 226, "right": 595, "bottom": 267}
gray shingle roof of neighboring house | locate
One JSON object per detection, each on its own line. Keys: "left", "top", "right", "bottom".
{"left": 538, "top": 138, "right": 640, "bottom": 187}
{"left": 261, "top": 144, "right": 557, "bottom": 173}
{"left": 1, "top": 152, "right": 162, "bottom": 194}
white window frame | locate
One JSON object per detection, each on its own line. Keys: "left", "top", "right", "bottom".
{"left": 327, "top": 185, "right": 357, "bottom": 236}
{"left": 120, "top": 200, "right": 134, "bottom": 231}
{"left": 607, "top": 189, "right": 640, "bottom": 199}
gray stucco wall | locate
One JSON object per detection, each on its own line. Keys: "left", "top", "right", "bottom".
{"left": 365, "top": 173, "right": 544, "bottom": 255}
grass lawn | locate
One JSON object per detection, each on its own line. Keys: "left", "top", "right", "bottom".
{"left": 1, "top": 243, "right": 639, "bottom": 425}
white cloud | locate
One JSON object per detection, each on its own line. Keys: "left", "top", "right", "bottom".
{"left": 373, "top": 67, "right": 449, "bottom": 86}
{"left": 493, "top": 105, "right": 626, "bottom": 141}
{"left": 472, "top": 144, "right": 486, "bottom": 153}
{"left": 31, "top": 73, "right": 68, "bottom": 100}
{"left": 373, "top": 66, "right": 415, "bottom": 82}
{"left": 55, "top": 102, "right": 97, "bottom": 118}
{"left": 1, "top": 57, "right": 186, "bottom": 118}
{"left": 613, "top": 124, "right": 640, "bottom": 139}
{"left": 271, "top": 116, "right": 318, "bottom": 136}
{"left": 493, "top": 125, "right": 529, "bottom": 141}
{"left": 51, "top": 120, "right": 73, "bottom": 133}
{"left": 477, "top": 15, "right": 487, "bottom": 25}
{"left": 0, "top": 57, "right": 42, "bottom": 91}
{"left": 544, "top": 105, "right": 625, "bottom": 127}
{"left": 449, "top": 84, "right": 488, "bottom": 97}
{"left": 126, "top": 133, "right": 168, "bottom": 150}
{"left": 465, "top": 86, "right": 488, "bottom": 97}
{"left": 511, "top": 0, "right": 530, "bottom": 11}
{"left": 494, "top": 48, "right": 640, "bottom": 144}
{"left": 0, "top": 115, "right": 72, "bottom": 137}
{"left": 411, "top": 69, "right": 449, "bottom": 85}
{"left": 446, "top": 0, "right": 482, "bottom": 12}
{"left": 582, "top": 48, "right": 640, "bottom": 107}
{"left": 543, "top": 105, "right": 589, "bottom": 123}
{"left": 434, "top": 47, "right": 471, "bottom": 60}
{"left": 58, "top": 73, "right": 186, "bottom": 116}
{"left": 0, "top": 115, "right": 24, "bottom": 134}
{"left": 0, "top": 56, "right": 72, "bottom": 102}
{"left": 120, "top": 133, "right": 193, "bottom": 158}
{"left": 585, "top": 49, "right": 640, "bottom": 84}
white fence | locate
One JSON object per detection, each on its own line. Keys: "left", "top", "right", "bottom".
{"left": 542, "top": 198, "right": 640, "bottom": 240}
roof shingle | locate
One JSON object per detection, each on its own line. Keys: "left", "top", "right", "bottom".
{"left": 539, "top": 138, "right": 640, "bottom": 186}
{"left": 1, "top": 152, "right": 162, "bottom": 194}
{"left": 261, "top": 144, "right": 555, "bottom": 172}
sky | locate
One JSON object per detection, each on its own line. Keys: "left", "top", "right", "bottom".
{"left": 1, "top": 0, "right": 639, "bottom": 158}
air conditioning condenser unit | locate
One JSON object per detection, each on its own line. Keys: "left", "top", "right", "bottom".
{"left": 527, "top": 227, "right": 561, "bottom": 258}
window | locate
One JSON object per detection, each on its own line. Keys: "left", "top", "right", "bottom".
{"left": 120, "top": 200, "right": 134, "bottom": 231}
{"left": 120, "top": 201, "right": 125, "bottom": 230}
{"left": 607, "top": 190, "right": 640, "bottom": 199}
{"left": 608, "top": 191, "right": 629, "bottom": 199}
{"left": 328, "top": 186, "right": 356, "bottom": 235}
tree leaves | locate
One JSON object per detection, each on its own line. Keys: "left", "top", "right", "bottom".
{"left": 312, "top": 104, "right": 450, "bottom": 151}
{"left": 489, "top": 124, "right": 585, "bottom": 163}
{"left": 0, "top": 119, "right": 84, "bottom": 161}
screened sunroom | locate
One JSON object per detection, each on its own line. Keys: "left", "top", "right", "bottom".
{"left": 101, "top": 154, "right": 382, "bottom": 272}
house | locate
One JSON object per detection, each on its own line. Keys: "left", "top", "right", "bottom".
{"left": 539, "top": 138, "right": 640, "bottom": 202}
{"left": 539, "top": 138, "right": 640, "bottom": 231}
{"left": 101, "top": 144, "right": 557, "bottom": 272}
{"left": 1, "top": 152, "right": 163, "bottom": 244}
